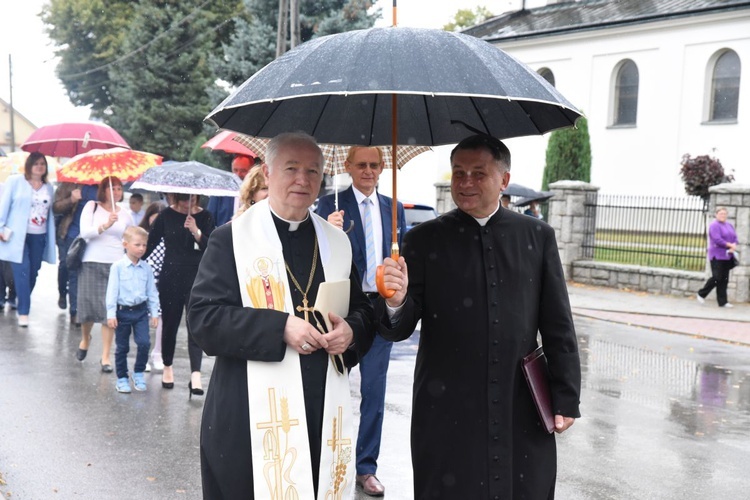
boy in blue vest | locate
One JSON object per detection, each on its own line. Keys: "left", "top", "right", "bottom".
{"left": 106, "top": 226, "right": 159, "bottom": 393}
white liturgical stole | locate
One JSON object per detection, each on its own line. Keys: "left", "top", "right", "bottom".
{"left": 231, "top": 198, "right": 355, "bottom": 500}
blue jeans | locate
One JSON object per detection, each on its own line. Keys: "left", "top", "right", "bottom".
{"left": 10, "top": 233, "right": 47, "bottom": 315}
{"left": 356, "top": 333, "right": 393, "bottom": 475}
{"left": 57, "top": 234, "right": 79, "bottom": 315}
{"left": 114, "top": 307, "right": 151, "bottom": 379}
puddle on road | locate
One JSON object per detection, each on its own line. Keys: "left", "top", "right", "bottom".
{"left": 579, "top": 331, "right": 750, "bottom": 438}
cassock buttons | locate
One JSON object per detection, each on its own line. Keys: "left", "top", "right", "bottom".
{"left": 491, "top": 302, "right": 497, "bottom": 307}
{"left": 494, "top": 475, "right": 500, "bottom": 480}
{"left": 493, "top": 455, "right": 499, "bottom": 461}
{"left": 489, "top": 264, "right": 495, "bottom": 270}
{"left": 493, "top": 319, "right": 499, "bottom": 324}
{"left": 492, "top": 340, "right": 498, "bottom": 345}
{"left": 491, "top": 282, "right": 496, "bottom": 287}
{"left": 493, "top": 436, "right": 499, "bottom": 441}
{"left": 487, "top": 246, "right": 493, "bottom": 251}
{"left": 491, "top": 378, "right": 498, "bottom": 384}
{"left": 492, "top": 399, "right": 498, "bottom": 404}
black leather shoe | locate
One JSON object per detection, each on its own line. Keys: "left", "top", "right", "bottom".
{"left": 188, "top": 381, "right": 204, "bottom": 400}
{"left": 100, "top": 361, "right": 113, "bottom": 373}
{"left": 162, "top": 379, "right": 174, "bottom": 389}
{"left": 58, "top": 295, "right": 67, "bottom": 309}
{"left": 75, "top": 348, "right": 87, "bottom": 361}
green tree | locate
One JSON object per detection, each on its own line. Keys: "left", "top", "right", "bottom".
{"left": 443, "top": 6, "right": 493, "bottom": 32}
{"left": 541, "top": 116, "right": 592, "bottom": 190}
{"left": 44, "top": 0, "right": 241, "bottom": 120}
{"left": 43, "top": 0, "right": 134, "bottom": 118}
{"left": 107, "top": 1, "right": 235, "bottom": 159}
{"left": 213, "top": 0, "right": 379, "bottom": 87}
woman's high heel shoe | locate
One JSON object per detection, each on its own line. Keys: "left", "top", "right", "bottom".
{"left": 162, "top": 379, "right": 174, "bottom": 389}
{"left": 188, "top": 381, "right": 204, "bottom": 400}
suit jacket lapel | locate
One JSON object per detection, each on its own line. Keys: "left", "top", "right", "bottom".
{"left": 342, "top": 187, "right": 365, "bottom": 254}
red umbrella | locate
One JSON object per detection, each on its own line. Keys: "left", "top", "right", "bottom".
{"left": 201, "top": 130, "right": 257, "bottom": 157}
{"left": 21, "top": 122, "right": 130, "bottom": 158}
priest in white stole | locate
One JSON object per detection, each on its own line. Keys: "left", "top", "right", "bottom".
{"left": 188, "top": 132, "right": 376, "bottom": 500}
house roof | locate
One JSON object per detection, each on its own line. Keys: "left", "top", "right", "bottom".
{"left": 0, "top": 97, "right": 36, "bottom": 130}
{"left": 463, "top": 0, "right": 750, "bottom": 42}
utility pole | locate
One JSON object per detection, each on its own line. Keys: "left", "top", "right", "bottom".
{"left": 276, "top": 0, "right": 289, "bottom": 58}
{"left": 8, "top": 54, "right": 16, "bottom": 152}
{"left": 289, "top": 0, "right": 300, "bottom": 49}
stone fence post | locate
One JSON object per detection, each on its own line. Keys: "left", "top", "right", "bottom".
{"left": 707, "top": 183, "right": 750, "bottom": 303}
{"left": 434, "top": 181, "right": 455, "bottom": 214}
{"left": 548, "top": 181, "right": 600, "bottom": 279}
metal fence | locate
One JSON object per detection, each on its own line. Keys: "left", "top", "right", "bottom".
{"left": 582, "top": 194, "right": 708, "bottom": 272}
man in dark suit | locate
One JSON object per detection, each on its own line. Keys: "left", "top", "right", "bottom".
{"left": 206, "top": 155, "right": 255, "bottom": 226}
{"left": 379, "top": 135, "right": 581, "bottom": 499}
{"left": 315, "top": 146, "right": 406, "bottom": 497}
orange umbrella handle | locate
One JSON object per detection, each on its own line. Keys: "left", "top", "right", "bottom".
{"left": 375, "top": 243, "right": 399, "bottom": 299}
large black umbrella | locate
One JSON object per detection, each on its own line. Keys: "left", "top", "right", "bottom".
{"left": 207, "top": 27, "right": 581, "bottom": 145}
{"left": 207, "top": 26, "right": 582, "bottom": 296}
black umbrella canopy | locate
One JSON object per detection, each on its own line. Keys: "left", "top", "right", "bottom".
{"left": 502, "top": 183, "right": 543, "bottom": 199}
{"left": 514, "top": 192, "right": 554, "bottom": 207}
{"left": 207, "top": 27, "right": 582, "bottom": 146}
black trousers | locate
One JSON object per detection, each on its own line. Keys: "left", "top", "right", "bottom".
{"left": 698, "top": 258, "right": 733, "bottom": 306}
{"left": 158, "top": 265, "right": 202, "bottom": 371}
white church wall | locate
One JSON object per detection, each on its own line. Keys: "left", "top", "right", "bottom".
{"left": 492, "top": 10, "right": 749, "bottom": 195}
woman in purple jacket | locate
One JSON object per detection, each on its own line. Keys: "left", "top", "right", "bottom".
{"left": 697, "top": 207, "right": 739, "bottom": 307}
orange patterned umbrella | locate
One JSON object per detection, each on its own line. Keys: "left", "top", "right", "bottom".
{"left": 57, "top": 147, "right": 163, "bottom": 184}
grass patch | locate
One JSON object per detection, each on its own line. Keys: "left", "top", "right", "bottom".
{"left": 594, "top": 247, "right": 705, "bottom": 272}
{"left": 596, "top": 230, "right": 705, "bottom": 248}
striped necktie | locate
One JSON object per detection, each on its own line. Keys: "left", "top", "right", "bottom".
{"left": 362, "top": 198, "right": 376, "bottom": 289}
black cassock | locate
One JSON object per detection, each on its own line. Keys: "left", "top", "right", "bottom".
{"left": 379, "top": 208, "right": 581, "bottom": 500}
{"left": 188, "top": 215, "right": 376, "bottom": 499}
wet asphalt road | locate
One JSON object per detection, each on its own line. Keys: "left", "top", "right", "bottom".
{"left": 1, "top": 266, "right": 749, "bottom": 499}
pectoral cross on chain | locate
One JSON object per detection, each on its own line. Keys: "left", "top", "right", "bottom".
{"left": 296, "top": 296, "right": 315, "bottom": 323}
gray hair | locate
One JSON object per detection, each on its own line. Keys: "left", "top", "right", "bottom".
{"left": 264, "top": 132, "right": 324, "bottom": 172}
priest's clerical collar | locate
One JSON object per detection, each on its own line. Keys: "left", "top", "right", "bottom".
{"left": 269, "top": 206, "right": 310, "bottom": 232}
{"left": 472, "top": 202, "right": 501, "bottom": 227}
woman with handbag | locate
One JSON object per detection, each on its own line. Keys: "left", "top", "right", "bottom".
{"left": 75, "top": 176, "right": 134, "bottom": 372}
{"left": 145, "top": 193, "right": 214, "bottom": 394}
{"left": 0, "top": 152, "right": 57, "bottom": 327}
{"left": 697, "top": 206, "right": 739, "bottom": 308}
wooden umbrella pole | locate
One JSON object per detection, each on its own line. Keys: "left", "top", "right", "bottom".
{"left": 391, "top": 0, "right": 398, "bottom": 252}
{"left": 375, "top": 0, "right": 399, "bottom": 298}
{"left": 391, "top": 93, "right": 398, "bottom": 255}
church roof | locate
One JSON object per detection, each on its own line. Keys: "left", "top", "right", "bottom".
{"left": 463, "top": 0, "right": 750, "bottom": 42}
